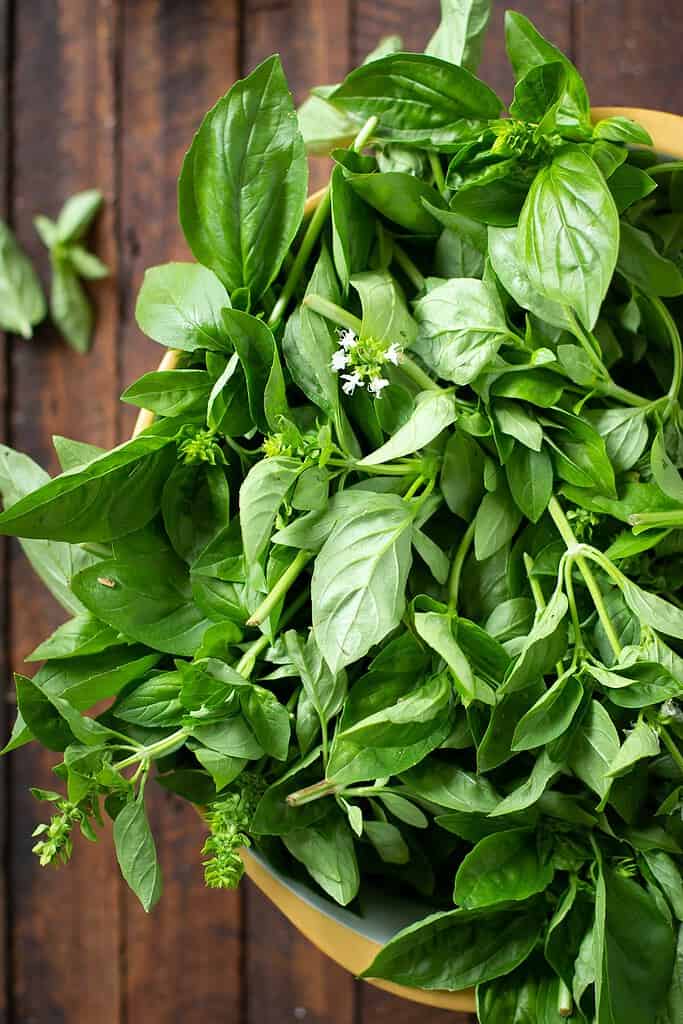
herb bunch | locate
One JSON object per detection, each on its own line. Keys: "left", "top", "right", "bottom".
{"left": 2, "top": 5, "right": 683, "bottom": 1021}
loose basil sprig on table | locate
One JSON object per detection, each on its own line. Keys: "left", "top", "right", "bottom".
{"left": 2, "top": 6, "right": 683, "bottom": 1021}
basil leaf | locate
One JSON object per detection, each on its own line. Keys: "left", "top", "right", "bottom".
{"left": 113, "top": 794, "right": 162, "bottom": 912}
{"left": 505, "top": 445, "right": 553, "bottom": 522}
{"left": 15, "top": 674, "right": 74, "bottom": 752}
{"left": 569, "top": 699, "right": 620, "bottom": 800}
{"left": 328, "top": 53, "right": 501, "bottom": 130}
{"left": 348, "top": 171, "right": 444, "bottom": 234}
{"left": 363, "top": 820, "right": 409, "bottom": 865}
{"left": 312, "top": 495, "right": 414, "bottom": 672}
{"left": 351, "top": 270, "right": 417, "bottom": 349}
{"left": 455, "top": 828, "right": 554, "bottom": 909}
{"left": 50, "top": 260, "right": 94, "bottom": 353}
{"left": 223, "top": 308, "right": 288, "bottom": 433}
{"left": 363, "top": 902, "right": 544, "bottom": 990}
{"left": 441, "top": 430, "right": 485, "bottom": 519}
{"left": 54, "top": 189, "right": 103, "bottom": 243}
{"left": 415, "top": 610, "right": 496, "bottom": 706}
{"left": 135, "top": 262, "right": 230, "bottom": 351}
{"left": 488, "top": 749, "right": 561, "bottom": 817}
{"left": 474, "top": 481, "right": 523, "bottom": 561}
{"left": 425, "top": 0, "right": 491, "bottom": 72}
{"left": 336, "top": 671, "right": 451, "bottom": 748}
{"left": 179, "top": 55, "right": 307, "bottom": 300}
{"left": 239, "top": 457, "right": 302, "bottom": 565}
{"left": 330, "top": 164, "right": 374, "bottom": 293}
{"left": 27, "top": 614, "right": 121, "bottom": 662}
{"left": 518, "top": 148, "right": 619, "bottom": 330}
{"left": 121, "top": 369, "right": 212, "bottom": 418}
{"left": 285, "top": 630, "right": 346, "bottom": 735}
{"left": 586, "top": 407, "right": 649, "bottom": 474}
{"left": 617, "top": 222, "right": 683, "bottom": 297}
{"left": 402, "top": 757, "right": 499, "bottom": 814}
{"left": 0, "top": 219, "right": 46, "bottom": 337}
{"left": 283, "top": 815, "right": 359, "bottom": 906}
{"left": 359, "top": 390, "right": 456, "bottom": 465}
{"left": 512, "top": 671, "right": 583, "bottom": 751}
{"left": 414, "top": 277, "right": 511, "bottom": 385}
{"left": 0, "top": 434, "right": 175, "bottom": 543}
{"left": 488, "top": 225, "right": 573, "bottom": 330}
{"left": 72, "top": 552, "right": 212, "bottom": 657}
{"left": 114, "top": 673, "right": 183, "bottom": 728}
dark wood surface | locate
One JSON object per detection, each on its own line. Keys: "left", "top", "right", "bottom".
{"left": 0, "top": 2, "right": 681, "bottom": 1021}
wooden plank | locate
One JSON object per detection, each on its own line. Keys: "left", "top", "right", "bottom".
{"left": 117, "top": 4, "right": 245, "bottom": 1022}
{"left": 575, "top": 0, "right": 683, "bottom": 113}
{"left": 9, "top": 1, "right": 121, "bottom": 1021}
{"left": 0, "top": 0, "right": 9, "bottom": 1018}
{"left": 241, "top": 3, "right": 357, "bottom": 1021}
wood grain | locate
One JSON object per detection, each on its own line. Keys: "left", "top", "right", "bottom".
{"left": 575, "top": 0, "right": 683, "bottom": 112}
{"left": 9, "top": 2, "right": 120, "bottom": 1022}
{"left": 0, "top": 0, "right": 9, "bottom": 1017}
{"left": 117, "top": 4, "right": 245, "bottom": 1022}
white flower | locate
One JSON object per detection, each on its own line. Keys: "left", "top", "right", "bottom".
{"left": 331, "top": 349, "right": 348, "bottom": 372}
{"left": 338, "top": 328, "right": 358, "bottom": 350}
{"left": 368, "top": 376, "right": 390, "bottom": 398}
{"left": 341, "top": 372, "right": 364, "bottom": 395}
{"left": 384, "top": 343, "right": 401, "bottom": 366}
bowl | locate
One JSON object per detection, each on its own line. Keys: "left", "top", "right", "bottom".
{"left": 132, "top": 106, "right": 683, "bottom": 1014}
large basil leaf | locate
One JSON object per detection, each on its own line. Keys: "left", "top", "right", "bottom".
{"left": 413, "top": 277, "right": 512, "bottom": 384}
{"left": 71, "top": 551, "right": 212, "bottom": 656}
{"left": 0, "top": 435, "right": 175, "bottom": 543}
{"left": 113, "top": 794, "right": 162, "bottom": 912}
{"left": 518, "top": 147, "right": 619, "bottom": 331}
{"left": 134, "top": 262, "right": 230, "bottom": 351}
{"left": 347, "top": 171, "right": 444, "bottom": 234}
{"left": 283, "top": 814, "right": 359, "bottom": 906}
{"left": 328, "top": 53, "right": 501, "bottom": 130}
{"left": 239, "top": 457, "right": 302, "bottom": 565}
{"left": 569, "top": 700, "right": 620, "bottom": 800}
{"left": 488, "top": 226, "right": 572, "bottom": 330}
{"left": 121, "top": 369, "right": 212, "bottom": 418}
{"left": 363, "top": 902, "right": 545, "bottom": 990}
{"left": 312, "top": 494, "right": 414, "bottom": 672}
{"left": 27, "top": 614, "right": 121, "bottom": 662}
{"left": 179, "top": 55, "right": 307, "bottom": 300}
{"left": 454, "top": 828, "right": 554, "bottom": 909}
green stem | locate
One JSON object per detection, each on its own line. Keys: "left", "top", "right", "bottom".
{"left": 246, "top": 549, "right": 312, "bottom": 627}
{"left": 595, "top": 380, "right": 650, "bottom": 408}
{"left": 558, "top": 980, "right": 574, "bottom": 1018}
{"left": 114, "top": 727, "right": 189, "bottom": 772}
{"left": 267, "top": 116, "right": 378, "bottom": 327}
{"left": 548, "top": 497, "right": 622, "bottom": 659}
{"left": 523, "top": 552, "right": 547, "bottom": 612}
{"left": 629, "top": 510, "right": 683, "bottom": 528}
{"left": 303, "top": 294, "right": 363, "bottom": 333}
{"left": 653, "top": 296, "right": 683, "bottom": 414}
{"left": 563, "top": 555, "right": 585, "bottom": 651}
{"left": 286, "top": 778, "right": 338, "bottom": 807}
{"left": 237, "top": 588, "right": 309, "bottom": 677}
{"left": 661, "top": 726, "right": 683, "bottom": 776}
{"left": 399, "top": 354, "right": 440, "bottom": 391}
{"left": 328, "top": 456, "right": 422, "bottom": 477}
{"left": 428, "top": 151, "right": 446, "bottom": 194}
{"left": 566, "top": 309, "right": 609, "bottom": 377}
{"left": 448, "top": 520, "right": 475, "bottom": 612}
{"left": 392, "top": 241, "right": 426, "bottom": 292}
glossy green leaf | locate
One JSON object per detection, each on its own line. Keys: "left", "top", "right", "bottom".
{"left": 113, "top": 795, "right": 162, "bottom": 912}
{"left": 135, "top": 262, "right": 231, "bottom": 351}
{"left": 455, "top": 828, "right": 553, "bottom": 908}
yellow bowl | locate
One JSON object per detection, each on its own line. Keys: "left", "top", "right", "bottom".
{"left": 136, "top": 106, "right": 683, "bottom": 1014}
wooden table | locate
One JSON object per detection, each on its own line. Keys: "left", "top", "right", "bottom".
{"left": 0, "top": 2, "right": 681, "bottom": 1021}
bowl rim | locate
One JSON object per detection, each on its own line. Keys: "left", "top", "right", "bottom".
{"left": 135, "top": 105, "right": 683, "bottom": 1013}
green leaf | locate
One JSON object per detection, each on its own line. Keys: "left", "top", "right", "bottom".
{"left": 348, "top": 171, "right": 444, "bottom": 234}
{"left": 651, "top": 430, "right": 683, "bottom": 503}
{"left": 27, "top": 614, "right": 121, "bottom": 662}
{"left": 364, "top": 820, "right": 410, "bottom": 865}
{"left": 71, "top": 551, "right": 212, "bottom": 657}
{"left": 594, "top": 860, "right": 675, "bottom": 1024}
{"left": 189, "top": 717, "right": 263, "bottom": 760}
{"left": 585, "top": 661, "right": 683, "bottom": 709}
{"left": 283, "top": 815, "right": 359, "bottom": 906}
{"left": 336, "top": 671, "right": 451, "bottom": 748}
{"left": 402, "top": 757, "right": 499, "bottom": 814}
{"left": 0, "top": 219, "right": 46, "bottom": 337}
{"left": 121, "top": 369, "right": 212, "bottom": 418}
{"left": 488, "top": 749, "right": 561, "bottom": 817}
{"left": 413, "top": 278, "right": 512, "bottom": 385}
{"left": 191, "top": 746, "right": 245, "bottom": 791}
{"left": 501, "top": 588, "right": 568, "bottom": 693}
{"left": 494, "top": 400, "right": 542, "bottom": 451}
{"left": 518, "top": 148, "right": 619, "bottom": 330}
{"left": 454, "top": 828, "right": 553, "bottom": 909}
{"left": 509, "top": 61, "right": 567, "bottom": 128}
{"left": 52, "top": 436, "right": 105, "bottom": 473}
{"left": 351, "top": 270, "right": 418, "bottom": 349}
{"left": 239, "top": 457, "right": 302, "bottom": 565}
{"left": 569, "top": 699, "right": 620, "bottom": 800}
{"left": 50, "top": 260, "right": 94, "bottom": 353}
{"left": 34, "top": 648, "right": 161, "bottom": 710}
{"left": 178, "top": 55, "right": 307, "bottom": 300}
{"left": 162, "top": 462, "right": 229, "bottom": 563}
{"left": 586, "top": 407, "right": 649, "bottom": 474}
{"left": 504, "top": 11, "right": 590, "bottom": 128}
{"left": 328, "top": 52, "right": 501, "bottom": 130}
{"left": 620, "top": 577, "right": 683, "bottom": 641}
{"left": 546, "top": 407, "right": 616, "bottom": 497}
{"left": 312, "top": 494, "right": 414, "bottom": 672}
{"left": 15, "top": 674, "right": 74, "bottom": 752}
{"left": 441, "top": 430, "right": 485, "bottom": 519}
{"left": 54, "top": 189, "right": 103, "bottom": 243}
{"left": 512, "top": 671, "right": 583, "bottom": 751}
{"left": 425, "top": 0, "right": 491, "bottom": 72}
{"left": 0, "top": 434, "right": 175, "bottom": 543}
{"left": 113, "top": 794, "right": 162, "bottom": 912}
{"left": 505, "top": 445, "right": 553, "bottom": 522}
{"left": 608, "top": 164, "right": 657, "bottom": 213}
{"left": 135, "top": 262, "right": 231, "bottom": 351}
{"left": 617, "top": 223, "right": 683, "bottom": 297}
{"left": 330, "top": 165, "right": 374, "bottom": 293}
{"left": 474, "top": 481, "right": 523, "bottom": 561}
{"left": 238, "top": 685, "right": 290, "bottom": 761}
{"left": 414, "top": 611, "right": 495, "bottom": 706}
{"left": 285, "top": 630, "right": 346, "bottom": 735}
{"left": 607, "top": 719, "right": 660, "bottom": 780}
{"left": 363, "top": 902, "right": 544, "bottom": 990}
{"left": 593, "top": 115, "right": 653, "bottom": 146}
{"left": 360, "top": 390, "right": 455, "bottom": 466}
{"left": 114, "top": 673, "right": 183, "bottom": 728}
